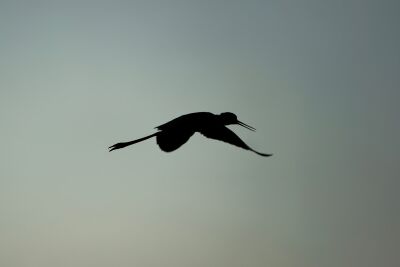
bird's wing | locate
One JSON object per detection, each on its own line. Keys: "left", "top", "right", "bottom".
{"left": 156, "top": 129, "right": 195, "bottom": 152}
{"left": 199, "top": 126, "right": 272, "bottom": 157}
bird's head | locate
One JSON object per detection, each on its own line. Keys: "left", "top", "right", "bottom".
{"left": 219, "top": 112, "right": 256, "bottom": 131}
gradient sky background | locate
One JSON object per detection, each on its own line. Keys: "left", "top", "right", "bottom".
{"left": 1, "top": 1, "right": 399, "bottom": 267}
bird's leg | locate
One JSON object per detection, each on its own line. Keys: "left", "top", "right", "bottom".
{"left": 109, "top": 142, "right": 131, "bottom": 152}
{"left": 108, "top": 133, "right": 158, "bottom": 152}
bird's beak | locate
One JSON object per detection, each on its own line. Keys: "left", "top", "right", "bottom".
{"left": 237, "top": 120, "right": 256, "bottom": 131}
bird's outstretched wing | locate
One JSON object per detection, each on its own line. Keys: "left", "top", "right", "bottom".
{"left": 199, "top": 126, "right": 272, "bottom": 157}
{"left": 156, "top": 129, "right": 195, "bottom": 152}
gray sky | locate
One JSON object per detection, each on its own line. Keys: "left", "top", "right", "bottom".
{"left": 1, "top": 1, "right": 399, "bottom": 267}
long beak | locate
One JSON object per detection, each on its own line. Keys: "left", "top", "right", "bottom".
{"left": 237, "top": 120, "right": 256, "bottom": 131}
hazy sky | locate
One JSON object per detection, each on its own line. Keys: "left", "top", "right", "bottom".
{"left": 1, "top": 1, "right": 399, "bottom": 267}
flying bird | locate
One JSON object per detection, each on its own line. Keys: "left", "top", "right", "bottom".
{"left": 108, "top": 112, "right": 272, "bottom": 157}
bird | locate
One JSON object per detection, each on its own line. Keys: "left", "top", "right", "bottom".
{"left": 108, "top": 112, "right": 272, "bottom": 157}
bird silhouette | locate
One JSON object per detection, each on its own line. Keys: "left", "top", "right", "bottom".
{"left": 108, "top": 112, "right": 272, "bottom": 157}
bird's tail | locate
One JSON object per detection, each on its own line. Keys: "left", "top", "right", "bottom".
{"left": 109, "top": 133, "right": 158, "bottom": 152}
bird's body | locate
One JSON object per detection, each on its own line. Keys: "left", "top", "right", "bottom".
{"left": 109, "top": 112, "right": 272, "bottom": 157}
{"left": 155, "top": 112, "right": 216, "bottom": 131}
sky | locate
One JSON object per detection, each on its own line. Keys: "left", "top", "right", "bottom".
{"left": 1, "top": 1, "right": 399, "bottom": 267}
